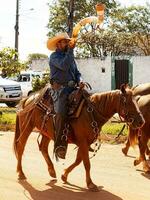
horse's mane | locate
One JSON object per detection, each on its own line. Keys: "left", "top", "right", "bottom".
{"left": 90, "top": 90, "right": 121, "bottom": 111}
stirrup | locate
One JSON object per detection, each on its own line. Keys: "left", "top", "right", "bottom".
{"left": 55, "top": 146, "right": 67, "bottom": 159}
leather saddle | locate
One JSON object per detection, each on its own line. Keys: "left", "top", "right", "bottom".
{"left": 68, "top": 89, "right": 86, "bottom": 118}
{"left": 37, "top": 87, "right": 90, "bottom": 119}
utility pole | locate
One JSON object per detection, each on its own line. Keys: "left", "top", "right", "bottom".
{"left": 68, "top": 0, "right": 75, "bottom": 37}
{"left": 14, "top": 0, "right": 19, "bottom": 57}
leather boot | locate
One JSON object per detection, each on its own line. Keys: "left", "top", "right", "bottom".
{"left": 54, "top": 113, "right": 68, "bottom": 159}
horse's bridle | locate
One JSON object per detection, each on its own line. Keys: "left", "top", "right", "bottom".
{"left": 118, "top": 92, "right": 139, "bottom": 126}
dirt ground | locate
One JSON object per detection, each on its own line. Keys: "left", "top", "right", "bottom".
{"left": 0, "top": 131, "right": 150, "bottom": 200}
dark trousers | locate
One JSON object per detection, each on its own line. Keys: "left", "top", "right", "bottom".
{"left": 52, "top": 88, "right": 70, "bottom": 159}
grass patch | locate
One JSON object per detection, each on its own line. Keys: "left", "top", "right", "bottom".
{"left": 0, "top": 112, "right": 16, "bottom": 124}
{"left": 101, "top": 122, "right": 128, "bottom": 136}
{"left": 0, "top": 108, "right": 16, "bottom": 131}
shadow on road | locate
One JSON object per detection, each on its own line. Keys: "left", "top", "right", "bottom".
{"left": 19, "top": 179, "right": 123, "bottom": 200}
{"left": 125, "top": 154, "right": 136, "bottom": 159}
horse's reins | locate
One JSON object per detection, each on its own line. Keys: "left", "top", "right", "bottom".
{"left": 118, "top": 92, "right": 137, "bottom": 126}
{"left": 84, "top": 91, "right": 131, "bottom": 147}
{"left": 82, "top": 91, "right": 109, "bottom": 158}
{"left": 82, "top": 90, "right": 109, "bottom": 123}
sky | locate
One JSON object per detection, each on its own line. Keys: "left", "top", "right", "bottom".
{"left": 0, "top": 0, "right": 149, "bottom": 61}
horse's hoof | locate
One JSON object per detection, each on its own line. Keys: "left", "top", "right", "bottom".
{"left": 143, "top": 161, "right": 150, "bottom": 173}
{"left": 134, "top": 159, "right": 139, "bottom": 166}
{"left": 18, "top": 174, "right": 26, "bottom": 180}
{"left": 122, "top": 148, "right": 127, "bottom": 156}
{"left": 144, "top": 168, "right": 150, "bottom": 173}
{"left": 61, "top": 174, "right": 67, "bottom": 183}
{"left": 88, "top": 183, "right": 99, "bottom": 192}
{"left": 143, "top": 166, "right": 150, "bottom": 173}
{"left": 49, "top": 169, "right": 56, "bottom": 178}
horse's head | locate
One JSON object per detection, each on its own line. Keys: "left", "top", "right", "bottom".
{"left": 119, "top": 84, "right": 145, "bottom": 129}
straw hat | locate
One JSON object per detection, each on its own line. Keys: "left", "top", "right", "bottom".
{"left": 47, "top": 32, "right": 71, "bottom": 51}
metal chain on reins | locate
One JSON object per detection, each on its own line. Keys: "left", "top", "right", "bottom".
{"left": 61, "top": 123, "right": 70, "bottom": 142}
{"left": 86, "top": 105, "right": 102, "bottom": 159}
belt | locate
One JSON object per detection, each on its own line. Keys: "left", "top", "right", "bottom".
{"left": 51, "top": 82, "right": 62, "bottom": 90}
{"left": 51, "top": 80, "right": 76, "bottom": 90}
{"left": 67, "top": 80, "right": 76, "bottom": 87}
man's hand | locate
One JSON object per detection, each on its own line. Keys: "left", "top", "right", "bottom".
{"left": 79, "top": 81, "right": 92, "bottom": 90}
{"left": 78, "top": 81, "right": 85, "bottom": 89}
{"left": 68, "top": 38, "right": 76, "bottom": 49}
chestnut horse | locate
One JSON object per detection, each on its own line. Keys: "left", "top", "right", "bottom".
{"left": 122, "top": 83, "right": 150, "bottom": 172}
{"left": 13, "top": 84, "right": 144, "bottom": 191}
{"left": 122, "top": 83, "right": 150, "bottom": 156}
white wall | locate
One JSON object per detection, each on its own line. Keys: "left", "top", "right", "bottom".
{"left": 31, "top": 56, "right": 150, "bottom": 92}
{"left": 77, "top": 56, "right": 150, "bottom": 92}
{"left": 133, "top": 56, "right": 150, "bottom": 86}
{"left": 76, "top": 57, "right": 111, "bottom": 92}
{"left": 31, "top": 58, "right": 49, "bottom": 71}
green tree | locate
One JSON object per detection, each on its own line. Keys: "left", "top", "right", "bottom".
{"left": 0, "top": 47, "right": 27, "bottom": 77}
{"left": 47, "top": 0, "right": 118, "bottom": 37}
{"left": 75, "top": 4, "right": 150, "bottom": 56}
{"left": 47, "top": 1, "right": 150, "bottom": 57}
{"left": 109, "top": 4, "right": 150, "bottom": 55}
{"left": 32, "top": 74, "right": 50, "bottom": 92}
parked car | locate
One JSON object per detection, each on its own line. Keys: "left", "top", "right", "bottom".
{"left": 0, "top": 77, "right": 22, "bottom": 107}
{"left": 16, "top": 70, "right": 49, "bottom": 97}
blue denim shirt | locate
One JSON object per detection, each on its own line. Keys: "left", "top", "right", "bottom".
{"left": 49, "top": 48, "right": 82, "bottom": 85}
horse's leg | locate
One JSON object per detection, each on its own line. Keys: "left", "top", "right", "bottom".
{"left": 80, "top": 142, "right": 98, "bottom": 191}
{"left": 146, "top": 145, "right": 150, "bottom": 159}
{"left": 16, "top": 127, "right": 32, "bottom": 180}
{"left": 122, "top": 137, "right": 130, "bottom": 156}
{"left": 62, "top": 142, "right": 98, "bottom": 191}
{"left": 140, "top": 135, "right": 150, "bottom": 172}
{"left": 134, "top": 132, "right": 150, "bottom": 172}
{"left": 39, "top": 135, "right": 56, "bottom": 178}
{"left": 61, "top": 148, "right": 82, "bottom": 182}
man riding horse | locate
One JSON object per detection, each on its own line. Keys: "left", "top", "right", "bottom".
{"left": 47, "top": 32, "right": 85, "bottom": 159}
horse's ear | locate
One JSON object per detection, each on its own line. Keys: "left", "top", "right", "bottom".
{"left": 120, "top": 83, "right": 128, "bottom": 94}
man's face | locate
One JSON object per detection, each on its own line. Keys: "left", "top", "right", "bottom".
{"left": 57, "top": 39, "right": 70, "bottom": 51}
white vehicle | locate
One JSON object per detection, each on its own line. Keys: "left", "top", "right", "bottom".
{"left": 0, "top": 77, "right": 22, "bottom": 107}
{"left": 16, "top": 70, "right": 48, "bottom": 97}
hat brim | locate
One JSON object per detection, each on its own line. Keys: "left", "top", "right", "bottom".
{"left": 47, "top": 35, "right": 71, "bottom": 51}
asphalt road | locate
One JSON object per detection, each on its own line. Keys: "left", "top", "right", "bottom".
{"left": 0, "top": 131, "right": 150, "bottom": 200}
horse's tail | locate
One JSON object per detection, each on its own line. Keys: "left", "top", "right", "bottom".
{"left": 128, "top": 127, "right": 139, "bottom": 147}
{"left": 13, "top": 114, "right": 20, "bottom": 158}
